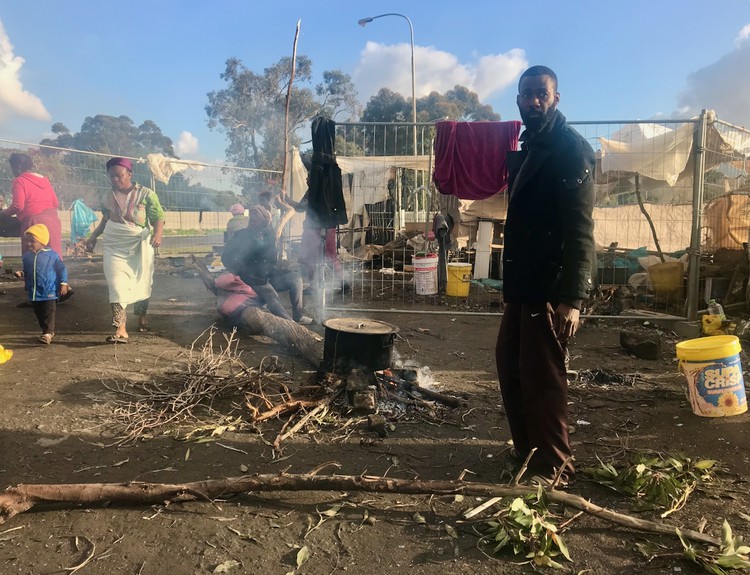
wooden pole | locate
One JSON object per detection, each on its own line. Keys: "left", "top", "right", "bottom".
{"left": 0, "top": 473, "right": 719, "bottom": 546}
{"left": 281, "top": 19, "right": 301, "bottom": 199}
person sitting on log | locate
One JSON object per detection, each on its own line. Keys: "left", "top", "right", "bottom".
{"left": 222, "top": 205, "right": 313, "bottom": 325}
{"left": 191, "top": 257, "right": 322, "bottom": 367}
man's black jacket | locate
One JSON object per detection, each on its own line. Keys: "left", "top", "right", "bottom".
{"left": 502, "top": 110, "right": 595, "bottom": 308}
{"left": 222, "top": 226, "right": 277, "bottom": 285}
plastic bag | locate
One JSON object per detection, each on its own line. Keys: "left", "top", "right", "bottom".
{"left": 70, "top": 199, "right": 98, "bottom": 243}
{"left": 702, "top": 314, "right": 725, "bottom": 336}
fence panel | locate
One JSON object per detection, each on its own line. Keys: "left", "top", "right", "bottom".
{"left": 330, "top": 118, "right": 749, "bottom": 317}
{"left": 0, "top": 140, "right": 272, "bottom": 257}
{"left": 3, "top": 115, "right": 748, "bottom": 318}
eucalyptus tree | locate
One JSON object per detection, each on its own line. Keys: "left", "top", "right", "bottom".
{"left": 206, "top": 56, "right": 359, "bottom": 195}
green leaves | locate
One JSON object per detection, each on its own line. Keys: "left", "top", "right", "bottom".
{"left": 482, "top": 496, "right": 571, "bottom": 569}
{"left": 581, "top": 453, "right": 717, "bottom": 517}
{"left": 678, "top": 521, "right": 750, "bottom": 573}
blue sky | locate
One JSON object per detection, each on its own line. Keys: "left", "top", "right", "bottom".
{"left": 1, "top": 0, "right": 749, "bottom": 162}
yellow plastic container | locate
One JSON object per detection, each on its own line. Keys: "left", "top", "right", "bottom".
{"left": 0, "top": 345, "right": 13, "bottom": 365}
{"left": 648, "top": 261, "right": 684, "bottom": 303}
{"left": 446, "top": 262, "right": 472, "bottom": 297}
{"left": 675, "top": 335, "right": 747, "bottom": 417}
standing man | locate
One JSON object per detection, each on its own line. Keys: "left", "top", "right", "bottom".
{"left": 496, "top": 66, "right": 595, "bottom": 484}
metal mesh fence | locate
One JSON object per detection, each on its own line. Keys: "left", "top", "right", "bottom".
{"left": 329, "top": 117, "right": 750, "bottom": 318}
{"left": 0, "top": 139, "right": 274, "bottom": 257}
{"left": 2, "top": 114, "right": 748, "bottom": 319}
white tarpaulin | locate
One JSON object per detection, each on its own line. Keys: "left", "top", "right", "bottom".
{"left": 337, "top": 155, "right": 432, "bottom": 226}
{"left": 592, "top": 203, "right": 693, "bottom": 253}
{"left": 337, "top": 156, "right": 431, "bottom": 173}
{"left": 341, "top": 165, "right": 394, "bottom": 217}
{"left": 282, "top": 147, "right": 310, "bottom": 238}
{"left": 146, "top": 153, "right": 205, "bottom": 184}
{"left": 599, "top": 122, "right": 694, "bottom": 186}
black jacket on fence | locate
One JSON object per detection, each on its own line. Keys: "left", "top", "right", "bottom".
{"left": 501, "top": 110, "right": 595, "bottom": 308}
{"left": 307, "top": 117, "right": 347, "bottom": 229}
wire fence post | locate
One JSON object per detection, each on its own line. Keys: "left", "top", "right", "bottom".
{"left": 686, "top": 109, "right": 709, "bottom": 321}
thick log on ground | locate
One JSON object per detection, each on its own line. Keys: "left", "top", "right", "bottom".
{"left": 237, "top": 307, "right": 322, "bottom": 367}
{"left": 0, "top": 473, "right": 718, "bottom": 546}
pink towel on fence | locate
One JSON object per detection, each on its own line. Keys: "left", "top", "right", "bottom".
{"left": 433, "top": 121, "right": 522, "bottom": 199}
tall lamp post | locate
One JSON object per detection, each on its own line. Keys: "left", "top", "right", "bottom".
{"left": 358, "top": 13, "right": 417, "bottom": 231}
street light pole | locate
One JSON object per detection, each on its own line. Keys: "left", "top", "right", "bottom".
{"left": 359, "top": 13, "right": 417, "bottom": 231}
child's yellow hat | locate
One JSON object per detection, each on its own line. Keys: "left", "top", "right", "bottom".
{"left": 25, "top": 224, "right": 49, "bottom": 246}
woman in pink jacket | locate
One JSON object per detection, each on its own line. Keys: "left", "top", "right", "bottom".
{"left": 1, "top": 153, "right": 63, "bottom": 257}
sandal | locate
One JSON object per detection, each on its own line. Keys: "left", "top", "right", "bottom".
{"left": 58, "top": 289, "right": 75, "bottom": 303}
{"left": 38, "top": 333, "right": 54, "bottom": 345}
{"left": 106, "top": 334, "right": 129, "bottom": 344}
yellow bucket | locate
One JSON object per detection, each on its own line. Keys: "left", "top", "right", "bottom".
{"left": 648, "top": 261, "right": 684, "bottom": 303}
{"left": 446, "top": 262, "right": 472, "bottom": 297}
{"left": 675, "top": 335, "right": 747, "bottom": 417}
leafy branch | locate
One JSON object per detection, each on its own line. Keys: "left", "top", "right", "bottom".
{"left": 479, "top": 493, "right": 571, "bottom": 569}
{"left": 678, "top": 520, "right": 750, "bottom": 574}
{"left": 582, "top": 453, "right": 718, "bottom": 517}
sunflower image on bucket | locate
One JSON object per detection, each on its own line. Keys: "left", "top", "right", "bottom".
{"left": 675, "top": 335, "right": 747, "bottom": 417}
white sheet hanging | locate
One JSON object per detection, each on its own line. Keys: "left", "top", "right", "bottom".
{"left": 599, "top": 122, "right": 694, "bottom": 186}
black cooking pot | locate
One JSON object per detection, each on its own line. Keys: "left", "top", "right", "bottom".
{"left": 322, "top": 318, "right": 399, "bottom": 375}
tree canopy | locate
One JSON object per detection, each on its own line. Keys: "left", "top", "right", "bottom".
{"left": 362, "top": 85, "right": 500, "bottom": 123}
{"left": 33, "top": 116, "right": 236, "bottom": 211}
{"left": 205, "top": 56, "right": 359, "bottom": 195}
{"left": 40, "top": 115, "right": 175, "bottom": 157}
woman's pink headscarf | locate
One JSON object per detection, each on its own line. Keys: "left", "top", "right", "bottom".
{"left": 229, "top": 204, "right": 245, "bottom": 216}
{"left": 106, "top": 157, "right": 133, "bottom": 171}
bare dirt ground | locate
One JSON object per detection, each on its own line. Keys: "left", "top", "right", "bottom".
{"left": 0, "top": 257, "right": 749, "bottom": 575}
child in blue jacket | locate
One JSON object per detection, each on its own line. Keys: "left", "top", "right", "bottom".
{"left": 21, "top": 224, "right": 70, "bottom": 344}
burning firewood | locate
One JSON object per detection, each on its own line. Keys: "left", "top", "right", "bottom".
{"left": 375, "top": 369, "right": 463, "bottom": 408}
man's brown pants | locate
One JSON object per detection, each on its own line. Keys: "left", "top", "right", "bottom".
{"left": 495, "top": 302, "right": 574, "bottom": 477}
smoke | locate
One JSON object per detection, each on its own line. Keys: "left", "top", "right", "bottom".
{"left": 676, "top": 24, "right": 750, "bottom": 127}
{"left": 175, "top": 131, "right": 199, "bottom": 156}
{"left": 0, "top": 20, "right": 50, "bottom": 123}
{"left": 353, "top": 41, "right": 527, "bottom": 102}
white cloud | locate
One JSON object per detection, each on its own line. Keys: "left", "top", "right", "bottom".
{"left": 736, "top": 22, "right": 750, "bottom": 45}
{"left": 676, "top": 41, "right": 750, "bottom": 127}
{"left": 353, "top": 42, "right": 526, "bottom": 103}
{"left": 175, "top": 131, "right": 199, "bottom": 156}
{"left": 0, "top": 20, "right": 50, "bottom": 123}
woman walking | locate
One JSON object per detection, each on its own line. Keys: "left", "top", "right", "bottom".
{"left": 86, "top": 157, "right": 165, "bottom": 343}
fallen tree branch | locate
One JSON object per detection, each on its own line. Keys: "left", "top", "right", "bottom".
{"left": 0, "top": 473, "right": 718, "bottom": 546}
